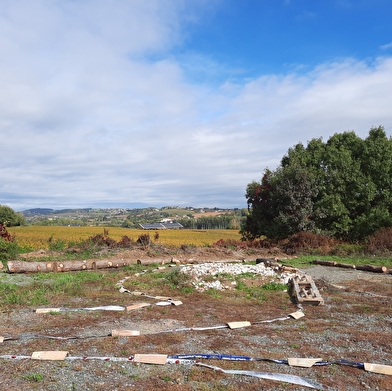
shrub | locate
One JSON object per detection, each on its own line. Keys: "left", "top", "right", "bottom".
{"left": 0, "top": 237, "right": 19, "bottom": 262}
{"left": 117, "top": 235, "right": 135, "bottom": 248}
{"left": 137, "top": 234, "right": 151, "bottom": 247}
{"left": 366, "top": 227, "right": 392, "bottom": 255}
{"left": 282, "top": 231, "right": 335, "bottom": 255}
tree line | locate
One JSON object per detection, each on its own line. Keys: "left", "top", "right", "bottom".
{"left": 241, "top": 126, "right": 392, "bottom": 242}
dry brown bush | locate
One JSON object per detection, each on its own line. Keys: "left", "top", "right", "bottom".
{"left": 281, "top": 231, "right": 336, "bottom": 255}
{"left": 366, "top": 226, "right": 392, "bottom": 255}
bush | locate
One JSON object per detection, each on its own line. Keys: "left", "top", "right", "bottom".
{"left": 137, "top": 234, "right": 151, "bottom": 247}
{"left": 366, "top": 227, "right": 392, "bottom": 255}
{"left": 0, "top": 237, "right": 19, "bottom": 262}
{"left": 282, "top": 231, "right": 336, "bottom": 255}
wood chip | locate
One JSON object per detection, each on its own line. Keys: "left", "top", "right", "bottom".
{"left": 32, "top": 351, "right": 68, "bottom": 360}
{"left": 133, "top": 354, "right": 167, "bottom": 365}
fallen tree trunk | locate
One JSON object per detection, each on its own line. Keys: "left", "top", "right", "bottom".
{"left": 7, "top": 259, "right": 133, "bottom": 273}
{"left": 355, "top": 264, "right": 387, "bottom": 273}
{"left": 312, "top": 260, "right": 337, "bottom": 267}
{"left": 335, "top": 263, "right": 356, "bottom": 269}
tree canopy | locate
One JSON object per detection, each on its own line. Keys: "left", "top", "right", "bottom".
{"left": 241, "top": 126, "right": 392, "bottom": 241}
{"left": 0, "top": 205, "right": 26, "bottom": 227}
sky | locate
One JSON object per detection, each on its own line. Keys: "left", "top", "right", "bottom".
{"left": 1, "top": 0, "right": 392, "bottom": 211}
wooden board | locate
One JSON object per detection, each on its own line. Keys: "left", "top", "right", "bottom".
{"left": 133, "top": 354, "right": 167, "bottom": 365}
{"left": 35, "top": 308, "right": 61, "bottom": 314}
{"left": 170, "top": 300, "right": 183, "bottom": 306}
{"left": 112, "top": 330, "right": 140, "bottom": 337}
{"left": 289, "top": 311, "right": 305, "bottom": 320}
{"left": 126, "top": 303, "right": 151, "bottom": 311}
{"left": 227, "top": 321, "right": 251, "bottom": 329}
{"left": 288, "top": 357, "right": 322, "bottom": 367}
{"left": 364, "top": 363, "right": 392, "bottom": 375}
{"left": 32, "top": 351, "right": 68, "bottom": 361}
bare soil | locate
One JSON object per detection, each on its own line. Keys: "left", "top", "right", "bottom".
{"left": 1, "top": 247, "right": 391, "bottom": 391}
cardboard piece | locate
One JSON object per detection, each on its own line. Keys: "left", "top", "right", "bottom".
{"left": 32, "top": 351, "right": 68, "bottom": 361}
{"left": 289, "top": 311, "right": 305, "bottom": 320}
{"left": 133, "top": 354, "right": 167, "bottom": 365}
{"left": 364, "top": 362, "right": 392, "bottom": 375}
{"left": 112, "top": 330, "right": 140, "bottom": 337}
{"left": 288, "top": 357, "right": 322, "bottom": 367}
{"left": 227, "top": 321, "right": 251, "bottom": 329}
{"left": 126, "top": 303, "right": 151, "bottom": 311}
{"left": 35, "top": 308, "right": 61, "bottom": 314}
{"left": 170, "top": 300, "right": 183, "bottom": 306}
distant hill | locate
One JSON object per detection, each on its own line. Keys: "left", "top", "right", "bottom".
{"left": 22, "top": 208, "right": 93, "bottom": 216}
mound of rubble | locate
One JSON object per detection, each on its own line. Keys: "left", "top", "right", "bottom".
{"left": 180, "top": 260, "right": 301, "bottom": 291}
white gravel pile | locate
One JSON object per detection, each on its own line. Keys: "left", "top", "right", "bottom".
{"left": 180, "top": 262, "right": 301, "bottom": 291}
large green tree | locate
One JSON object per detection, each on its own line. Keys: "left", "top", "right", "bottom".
{"left": 0, "top": 205, "right": 26, "bottom": 226}
{"left": 242, "top": 126, "right": 392, "bottom": 241}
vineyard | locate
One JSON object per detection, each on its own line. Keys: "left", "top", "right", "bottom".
{"left": 7, "top": 226, "right": 242, "bottom": 251}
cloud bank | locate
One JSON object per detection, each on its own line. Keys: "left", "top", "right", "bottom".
{"left": 1, "top": 1, "right": 391, "bottom": 210}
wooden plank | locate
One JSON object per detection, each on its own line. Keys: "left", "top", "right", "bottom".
{"left": 133, "top": 354, "right": 167, "bottom": 365}
{"left": 289, "top": 311, "right": 305, "bottom": 320}
{"left": 35, "top": 308, "right": 61, "bottom": 314}
{"left": 112, "top": 330, "right": 140, "bottom": 337}
{"left": 32, "top": 351, "right": 68, "bottom": 360}
{"left": 126, "top": 303, "right": 151, "bottom": 311}
{"left": 227, "top": 321, "right": 251, "bottom": 329}
{"left": 170, "top": 300, "right": 183, "bottom": 306}
{"left": 364, "top": 363, "right": 392, "bottom": 375}
{"left": 288, "top": 357, "right": 322, "bottom": 367}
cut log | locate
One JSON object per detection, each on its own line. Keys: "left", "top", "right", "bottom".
{"left": 7, "top": 259, "right": 133, "bottom": 273}
{"left": 279, "top": 265, "right": 298, "bottom": 273}
{"left": 312, "top": 260, "right": 337, "bottom": 266}
{"left": 355, "top": 264, "right": 387, "bottom": 273}
{"left": 336, "top": 263, "right": 356, "bottom": 269}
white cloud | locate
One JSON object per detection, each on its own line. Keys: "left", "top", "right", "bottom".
{"left": 1, "top": 1, "right": 392, "bottom": 210}
{"left": 380, "top": 41, "right": 392, "bottom": 50}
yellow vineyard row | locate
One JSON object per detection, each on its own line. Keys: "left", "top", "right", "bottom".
{"left": 8, "top": 226, "right": 242, "bottom": 250}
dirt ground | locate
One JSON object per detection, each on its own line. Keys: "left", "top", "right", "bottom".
{"left": 0, "top": 247, "right": 391, "bottom": 391}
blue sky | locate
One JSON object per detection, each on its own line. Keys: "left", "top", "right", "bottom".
{"left": 1, "top": 0, "right": 392, "bottom": 211}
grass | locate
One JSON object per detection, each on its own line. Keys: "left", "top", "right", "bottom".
{"left": 22, "top": 373, "right": 44, "bottom": 382}
{"left": 285, "top": 254, "right": 392, "bottom": 268}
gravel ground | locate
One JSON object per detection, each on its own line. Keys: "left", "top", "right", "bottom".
{"left": 0, "top": 253, "right": 391, "bottom": 391}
